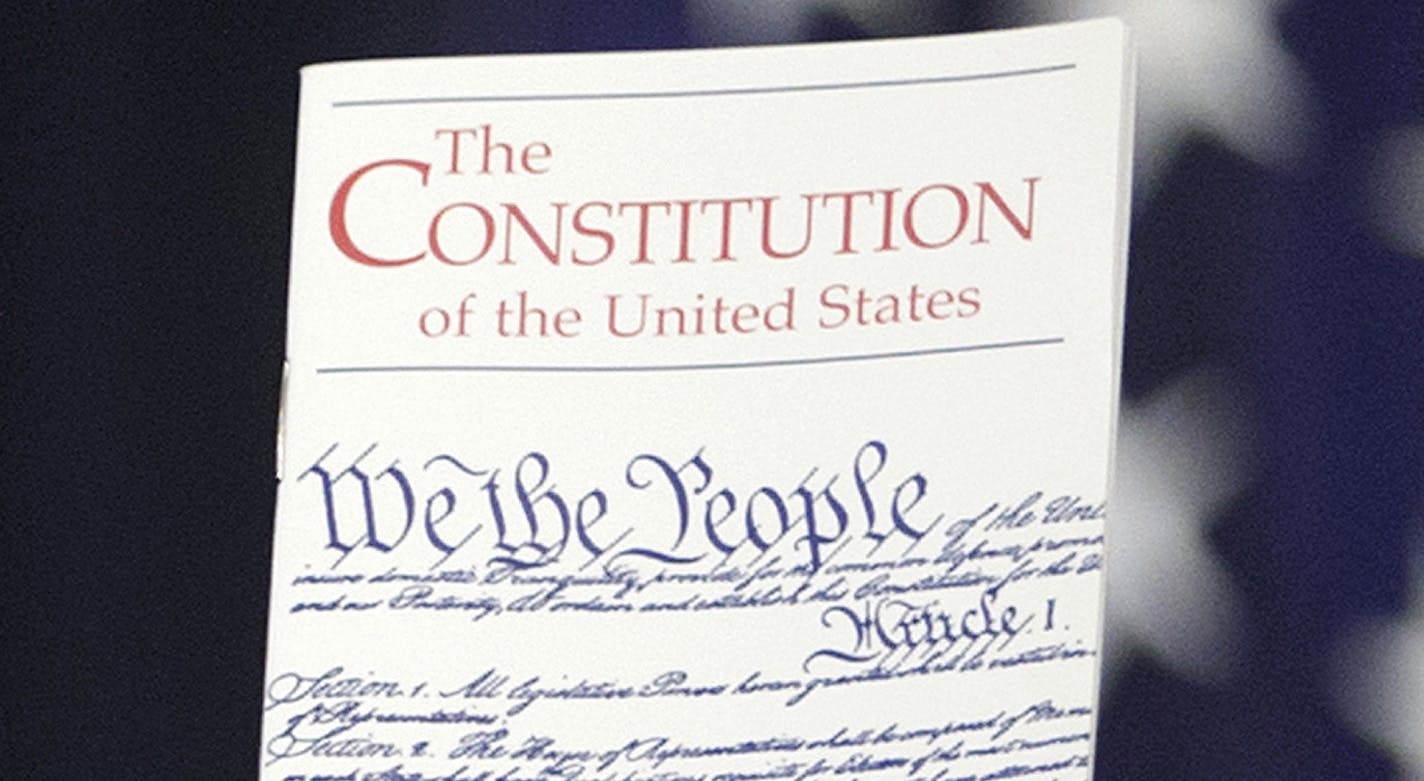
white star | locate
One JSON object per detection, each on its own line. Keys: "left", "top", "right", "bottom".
{"left": 1004, "top": 0, "right": 1316, "bottom": 197}
{"left": 1370, "top": 125, "right": 1424, "bottom": 260}
{"left": 1336, "top": 543, "right": 1424, "bottom": 779}
{"left": 686, "top": 0, "right": 949, "bottom": 46}
{"left": 1106, "top": 368, "right": 1252, "bottom": 687}
{"left": 683, "top": 0, "right": 939, "bottom": 45}
{"left": 686, "top": 0, "right": 807, "bottom": 45}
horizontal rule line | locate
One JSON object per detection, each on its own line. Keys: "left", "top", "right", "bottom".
{"left": 314, "top": 337, "right": 1065, "bottom": 375}
{"left": 331, "top": 63, "right": 1076, "bottom": 108}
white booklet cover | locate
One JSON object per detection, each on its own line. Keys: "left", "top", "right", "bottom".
{"left": 263, "top": 19, "right": 1134, "bottom": 781}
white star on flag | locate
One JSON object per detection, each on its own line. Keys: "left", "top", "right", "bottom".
{"left": 686, "top": 0, "right": 939, "bottom": 45}
{"left": 1106, "top": 368, "right": 1252, "bottom": 686}
{"left": 1336, "top": 539, "right": 1424, "bottom": 780}
{"left": 1003, "top": 0, "right": 1317, "bottom": 197}
{"left": 1370, "top": 125, "right": 1424, "bottom": 260}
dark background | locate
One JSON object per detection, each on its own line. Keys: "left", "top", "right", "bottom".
{"left": 4, "top": 2, "right": 1422, "bottom": 778}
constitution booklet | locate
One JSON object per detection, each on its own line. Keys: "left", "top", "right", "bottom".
{"left": 262, "top": 19, "right": 1134, "bottom": 781}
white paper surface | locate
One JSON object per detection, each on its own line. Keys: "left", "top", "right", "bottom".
{"left": 263, "top": 19, "right": 1133, "bottom": 780}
